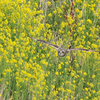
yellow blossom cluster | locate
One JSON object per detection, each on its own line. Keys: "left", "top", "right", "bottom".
{"left": 0, "top": 0, "right": 100, "bottom": 100}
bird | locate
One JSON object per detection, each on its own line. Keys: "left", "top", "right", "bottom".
{"left": 27, "top": 35, "right": 100, "bottom": 57}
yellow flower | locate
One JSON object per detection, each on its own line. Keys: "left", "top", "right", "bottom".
{"left": 73, "top": 80, "right": 75, "bottom": 83}
{"left": 33, "top": 57, "right": 36, "bottom": 60}
{"left": 56, "top": 7, "right": 62, "bottom": 14}
{"left": 77, "top": 11, "right": 82, "bottom": 19}
{"left": 47, "top": 1, "right": 51, "bottom": 6}
{"left": 58, "top": 64, "right": 61, "bottom": 70}
{"left": 64, "top": 1, "right": 66, "bottom": 5}
{"left": 67, "top": 56, "right": 70, "bottom": 60}
{"left": 91, "top": 44, "right": 97, "bottom": 49}
{"left": 90, "top": 83, "right": 94, "bottom": 87}
{"left": 71, "top": 72, "right": 75, "bottom": 77}
{"left": 35, "top": 3, "right": 38, "bottom": 8}
{"left": 51, "top": 85, "right": 55, "bottom": 89}
{"left": 3, "top": 72, "right": 6, "bottom": 75}
{"left": 65, "top": 62, "right": 68, "bottom": 65}
{"left": 93, "top": 90, "right": 96, "bottom": 94}
{"left": 6, "top": 82, "right": 9, "bottom": 85}
{"left": 21, "top": 53, "right": 25, "bottom": 57}
{"left": 85, "top": 88, "right": 88, "bottom": 91}
{"left": 81, "top": 78, "right": 84, "bottom": 81}
{"left": 47, "top": 53, "right": 50, "bottom": 57}
{"left": 83, "top": 72, "right": 87, "bottom": 76}
{"left": 55, "top": 72, "right": 59, "bottom": 75}
{"left": 48, "top": 13, "right": 52, "bottom": 17}
{"left": 53, "top": 10, "right": 57, "bottom": 14}
{"left": 75, "top": 8, "right": 79, "bottom": 13}
{"left": 92, "top": 74, "right": 95, "bottom": 78}
{"left": 41, "top": 54, "right": 45, "bottom": 58}
{"left": 46, "top": 23, "right": 51, "bottom": 28}
{"left": 87, "top": 19, "right": 92, "bottom": 24}
{"left": 89, "top": 92, "right": 91, "bottom": 97}
{"left": 54, "top": 21, "right": 57, "bottom": 25}
{"left": 85, "top": 96, "right": 88, "bottom": 99}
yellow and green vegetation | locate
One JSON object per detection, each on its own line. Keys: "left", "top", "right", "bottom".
{"left": 0, "top": 0, "right": 100, "bottom": 100}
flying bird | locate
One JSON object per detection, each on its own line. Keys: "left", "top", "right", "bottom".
{"left": 27, "top": 35, "right": 100, "bottom": 57}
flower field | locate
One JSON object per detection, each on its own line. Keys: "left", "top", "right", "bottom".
{"left": 0, "top": 0, "right": 100, "bottom": 100}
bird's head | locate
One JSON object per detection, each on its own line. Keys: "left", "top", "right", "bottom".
{"left": 58, "top": 48, "right": 68, "bottom": 57}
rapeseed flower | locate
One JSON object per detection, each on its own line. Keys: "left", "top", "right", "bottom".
{"left": 0, "top": 0, "right": 100, "bottom": 100}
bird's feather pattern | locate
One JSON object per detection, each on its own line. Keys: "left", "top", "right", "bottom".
{"left": 27, "top": 35, "right": 59, "bottom": 50}
{"left": 27, "top": 35, "right": 100, "bottom": 57}
{"left": 69, "top": 48, "right": 100, "bottom": 52}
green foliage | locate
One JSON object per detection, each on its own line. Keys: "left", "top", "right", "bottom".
{"left": 0, "top": 0, "right": 100, "bottom": 100}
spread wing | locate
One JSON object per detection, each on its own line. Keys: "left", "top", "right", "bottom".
{"left": 27, "top": 35, "right": 59, "bottom": 50}
{"left": 68, "top": 48, "right": 100, "bottom": 53}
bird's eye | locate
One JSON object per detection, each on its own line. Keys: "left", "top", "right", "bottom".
{"left": 58, "top": 50, "right": 60, "bottom": 53}
{"left": 62, "top": 51, "right": 65, "bottom": 53}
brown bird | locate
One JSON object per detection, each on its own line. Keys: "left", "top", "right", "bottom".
{"left": 27, "top": 35, "right": 100, "bottom": 57}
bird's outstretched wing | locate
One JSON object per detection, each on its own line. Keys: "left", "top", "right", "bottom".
{"left": 27, "top": 35, "right": 100, "bottom": 56}
{"left": 68, "top": 48, "right": 100, "bottom": 53}
{"left": 27, "top": 35, "right": 59, "bottom": 50}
